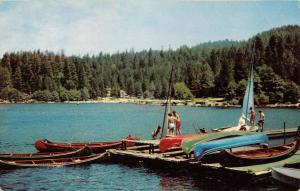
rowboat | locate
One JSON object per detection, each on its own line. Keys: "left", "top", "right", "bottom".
{"left": 193, "top": 134, "right": 269, "bottom": 160}
{"left": 0, "top": 147, "right": 91, "bottom": 160}
{"left": 221, "top": 139, "right": 299, "bottom": 167}
{"left": 35, "top": 135, "right": 136, "bottom": 152}
{"left": 0, "top": 152, "right": 106, "bottom": 168}
{"left": 272, "top": 167, "right": 300, "bottom": 188}
{"left": 159, "top": 133, "right": 204, "bottom": 153}
{"left": 182, "top": 131, "right": 255, "bottom": 155}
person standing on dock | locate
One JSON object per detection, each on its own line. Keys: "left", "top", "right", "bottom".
{"left": 258, "top": 110, "right": 265, "bottom": 132}
{"left": 250, "top": 107, "right": 256, "bottom": 127}
{"left": 173, "top": 111, "right": 181, "bottom": 135}
{"left": 168, "top": 113, "right": 176, "bottom": 136}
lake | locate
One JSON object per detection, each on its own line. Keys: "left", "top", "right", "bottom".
{"left": 0, "top": 103, "right": 299, "bottom": 190}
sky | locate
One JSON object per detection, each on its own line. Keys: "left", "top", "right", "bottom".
{"left": 0, "top": 0, "right": 299, "bottom": 56}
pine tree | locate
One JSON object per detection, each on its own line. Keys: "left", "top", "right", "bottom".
{"left": 14, "top": 66, "right": 23, "bottom": 90}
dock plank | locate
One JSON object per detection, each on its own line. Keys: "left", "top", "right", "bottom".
{"left": 127, "top": 145, "right": 154, "bottom": 150}
{"left": 108, "top": 149, "right": 190, "bottom": 163}
{"left": 123, "top": 139, "right": 160, "bottom": 145}
{"left": 162, "top": 150, "right": 184, "bottom": 158}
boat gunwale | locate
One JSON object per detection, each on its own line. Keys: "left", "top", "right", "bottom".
{"left": 224, "top": 139, "right": 299, "bottom": 160}
{"left": 0, "top": 152, "right": 106, "bottom": 168}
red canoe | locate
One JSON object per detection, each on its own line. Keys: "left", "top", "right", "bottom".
{"left": 159, "top": 133, "right": 206, "bottom": 153}
{"left": 35, "top": 135, "right": 136, "bottom": 152}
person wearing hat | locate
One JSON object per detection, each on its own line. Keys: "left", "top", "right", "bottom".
{"left": 258, "top": 110, "right": 265, "bottom": 132}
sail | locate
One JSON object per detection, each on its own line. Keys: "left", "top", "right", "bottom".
{"left": 240, "top": 63, "right": 254, "bottom": 125}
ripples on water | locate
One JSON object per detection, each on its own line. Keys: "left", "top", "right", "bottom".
{"left": 0, "top": 104, "right": 299, "bottom": 190}
{"left": 0, "top": 164, "right": 279, "bottom": 191}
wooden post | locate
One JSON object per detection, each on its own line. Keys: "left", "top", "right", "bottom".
{"left": 121, "top": 140, "right": 127, "bottom": 150}
{"left": 283, "top": 122, "right": 286, "bottom": 144}
{"left": 148, "top": 144, "right": 154, "bottom": 154}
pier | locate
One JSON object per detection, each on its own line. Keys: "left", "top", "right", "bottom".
{"left": 108, "top": 127, "right": 300, "bottom": 176}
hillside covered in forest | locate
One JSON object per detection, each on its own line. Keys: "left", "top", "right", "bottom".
{"left": 0, "top": 25, "right": 299, "bottom": 104}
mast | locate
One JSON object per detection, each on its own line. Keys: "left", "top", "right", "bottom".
{"left": 160, "top": 64, "right": 174, "bottom": 139}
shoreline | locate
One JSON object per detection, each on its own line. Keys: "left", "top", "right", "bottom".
{"left": 0, "top": 97, "right": 299, "bottom": 108}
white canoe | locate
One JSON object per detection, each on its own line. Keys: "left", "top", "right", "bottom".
{"left": 272, "top": 167, "right": 300, "bottom": 188}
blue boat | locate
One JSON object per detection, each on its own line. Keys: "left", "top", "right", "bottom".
{"left": 193, "top": 134, "right": 269, "bottom": 161}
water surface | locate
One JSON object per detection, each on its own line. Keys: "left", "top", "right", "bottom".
{"left": 0, "top": 103, "right": 299, "bottom": 190}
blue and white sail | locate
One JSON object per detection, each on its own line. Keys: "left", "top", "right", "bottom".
{"left": 240, "top": 63, "right": 254, "bottom": 125}
{"left": 218, "top": 62, "right": 257, "bottom": 132}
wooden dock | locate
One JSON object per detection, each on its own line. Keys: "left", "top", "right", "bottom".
{"left": 108, "top": 127, "right": 300, "bottom": 176}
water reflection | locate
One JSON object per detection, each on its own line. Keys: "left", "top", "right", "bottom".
{"left": 158, "top": 170, "right": 279, "bottom": 191}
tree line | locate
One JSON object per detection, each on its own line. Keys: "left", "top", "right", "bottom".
{"left": 0, "top": 25, "right": 299, "bottom": 104}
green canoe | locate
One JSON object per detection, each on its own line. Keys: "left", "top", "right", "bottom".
{"left": 182, "top": 131, "right": 256, "bottom": 154}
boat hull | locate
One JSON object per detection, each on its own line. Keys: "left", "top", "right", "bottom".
{"left": 0, "top": 147, "right": 91, "bottom": 160}
{"left": 272, "top": 167, "right": 300, "bottom": 188}
{"left": 159, "top": 133, "right": 203, "bottom": 153}
{"left": 0, "top": 153, "right": 107, "bottom": 168}
{"left": 221, "top": 139, "right": 299, "bottom": 167}
{"left": 194, "top": 134, "right": 269, "bottom": 160}
{"left": 35, "top": 136, "right": 136, "bottom": 152}
{"left": 182, "top": 131, "right": 255, "bottom": 155}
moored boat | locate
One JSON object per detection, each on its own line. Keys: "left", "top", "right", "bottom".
{"left": 0, "top": 152, "right": 106, "bottom": 168}
{"left": 35, "top": 135, "right": 136, "bottom": 152}
{"left": 272, "top": 167, "right": 300, "bottom": 188}
{"left": 0, "top": 147, "right": 91, "bottom": 160}
{"left": 193, "top": 134, "right": 269, "bottom": 160}
{"left": 159, "top": 133, "right": 204, "bottom": 153}
{"left": 213, "top": 61, "right": 258, "bottom": 132}
{"left": 182, "top": 131, "right": 255, "bottom": 155}
{"left": 221, "top": 139, "right": 299, "bottom": 167}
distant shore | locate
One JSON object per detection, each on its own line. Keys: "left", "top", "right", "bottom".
{"left": 0, "top": 97, "right": 299, "bottom": 108}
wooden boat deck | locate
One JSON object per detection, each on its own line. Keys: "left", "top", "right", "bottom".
{"left": 109, "top": 127, "right": 300, "bottom": 176}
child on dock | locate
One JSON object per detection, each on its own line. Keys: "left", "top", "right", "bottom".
{"left": 152, "top": 126, "right": 161, "bottom": 139}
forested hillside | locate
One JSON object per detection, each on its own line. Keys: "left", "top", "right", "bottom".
{"left": 0, "top": 25, "right": 299, "bottom": 104}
